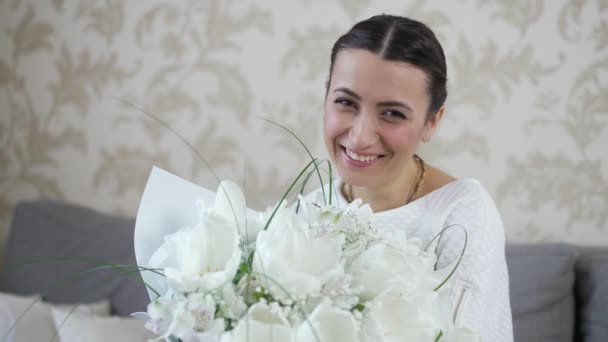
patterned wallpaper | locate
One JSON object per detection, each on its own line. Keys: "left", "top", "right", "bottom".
{"left": 1, "top": 0, "right": 607, "bottom": 262}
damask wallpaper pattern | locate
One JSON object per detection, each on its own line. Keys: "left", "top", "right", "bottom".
{"left": 1, "top": 0, "right": 607, "bottom": 262}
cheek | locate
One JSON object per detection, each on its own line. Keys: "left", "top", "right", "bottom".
{"left": 323, "top": 109, "right": 348, "bottom": 159}
{"left": 385, "top": 125, "right": 423, "bottom": 151}
{"left": 323, "top": 109, "right": 345, "bottom": 140}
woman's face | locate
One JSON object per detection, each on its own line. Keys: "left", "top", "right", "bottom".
{"left": 323, "top": 49, "right": 442, "bottom": 190}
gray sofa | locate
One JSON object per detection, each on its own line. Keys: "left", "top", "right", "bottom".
{"left": 2, "top": 200, "right": 607, "bottom": 341}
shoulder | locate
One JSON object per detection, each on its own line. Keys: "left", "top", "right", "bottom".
{"left": 430, "top": 174, "right": 507, "bottom": 287}
{"left": 422, "top": 186, "right": 491, "bottom": 220}
{"left": 419, "top": 165, "right": 489, "bottom": 199}
{"left": 430, "top": 176, "right": 504, "bottom": 250}
{"left": 438, "top": 178, "right": 499, "bottom": 229}
{"left": 419, "top": 165, "right": 502, "bottom": 238}
{"left": 419, "top": 163, "right": 492, "bottom": 207}
{"left": 419, "top": 164, "right": 457, "bottom": 198}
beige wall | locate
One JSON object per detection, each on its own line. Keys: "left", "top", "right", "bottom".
{"left": 1, "top": 0, "right": 607, "bottom": 259}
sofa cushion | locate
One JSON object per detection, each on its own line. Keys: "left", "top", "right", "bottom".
{"left": 50, "top": 307, "right": 152, "bottom": 342}
{"left": 506, "top": 243, "right": 577, "bottom": 342}
{"left": 0, "top": 200, "right": 149, "bottom": 316}
{"left": 0, "top": 291, "right": 109, "bottom": 342}
{"left": 574, "top": 247, "right": 608, "bottom": 342}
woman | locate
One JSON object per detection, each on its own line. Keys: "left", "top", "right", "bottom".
{"left": 311, "top": 14, "right": 514, "bottom": 341}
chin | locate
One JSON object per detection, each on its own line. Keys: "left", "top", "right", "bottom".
{"left": 332, "top": 148, "right": 385, "bottom": 186}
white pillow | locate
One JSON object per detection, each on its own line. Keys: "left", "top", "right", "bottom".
{"left": 47, "top": 300, "right": 110, "bottom": 330}
{"left": 0, "top": 293, "right": 53, "bottom": 342}
{"left": 0, "top": 292, "right": 110, "bottom": 342}
{"left": 51, "top": 307, "right": 152, "bottom": 342}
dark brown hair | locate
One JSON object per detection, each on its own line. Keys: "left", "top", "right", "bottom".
{"left": 328, "top": 14, "right": 447, "bottom": 118}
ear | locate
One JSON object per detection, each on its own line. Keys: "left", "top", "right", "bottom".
{"left": 422, "top": 106, "right": 445, "bottom": 142}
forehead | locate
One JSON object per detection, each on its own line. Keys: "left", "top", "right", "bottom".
{"left": 330, "top": 49, "right": 429, "bottom": 104}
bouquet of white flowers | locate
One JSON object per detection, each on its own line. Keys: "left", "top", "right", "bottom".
{"left": 133, "top": 166, "right": 477, "bottom": 342}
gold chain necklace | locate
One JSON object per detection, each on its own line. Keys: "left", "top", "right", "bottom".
{"left": 343, "top": 154, "right": 426, "bottom": 206}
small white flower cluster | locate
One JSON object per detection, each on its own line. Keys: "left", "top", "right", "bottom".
{"left": 136, "top": 181, "right": 479, "bottom": 342}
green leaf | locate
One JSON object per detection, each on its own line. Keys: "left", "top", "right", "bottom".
{"left": 351, "top": 303, "right": 365, "bottom": 312}
{"left": 424, "top": 224, "right": 468, "bottom": 291}
{"left": 435, "top": 329, "right": 444, "bottom": 341}
{"left": 257, "top": 117, "right": 326, "bottom": 205}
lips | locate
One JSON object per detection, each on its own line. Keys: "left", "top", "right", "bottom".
{"left": 341, "top": 146, "right": 384, "bottom": 166}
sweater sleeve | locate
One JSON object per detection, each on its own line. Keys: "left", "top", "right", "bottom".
{"left": 434, "top": 183, "right": 514, "bottom": 342}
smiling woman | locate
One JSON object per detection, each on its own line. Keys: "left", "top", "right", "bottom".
{"left": 308, "top": 14, "right": 514, "bottom": 341}
{"left": 325, "top": 50, "right": 439, "bottom": 212}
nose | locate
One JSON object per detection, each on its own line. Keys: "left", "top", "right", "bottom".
{"left": 349, "top": 111, "right": 378, "bottom": 149}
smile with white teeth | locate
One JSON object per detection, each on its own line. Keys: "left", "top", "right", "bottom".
{"left": 345, "top": 148, "right": 379, "bottom": 162}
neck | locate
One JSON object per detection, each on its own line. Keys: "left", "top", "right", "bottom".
{"left": 346, "top": 155, "right": 421, "bottom": 212}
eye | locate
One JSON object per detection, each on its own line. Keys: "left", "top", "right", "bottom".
{"left": 334, "top": 97, "right": 357, "bottom": 109}
{"left": 382, "top": 110, "right": 406, "bottom": 119}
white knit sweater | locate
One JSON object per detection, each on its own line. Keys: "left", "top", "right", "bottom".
{"left": 306, "top": 178, "right": 514, "bottom": 342}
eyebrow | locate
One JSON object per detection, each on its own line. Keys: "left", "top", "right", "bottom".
{"left": 333, "top": 87, "right": 413, "bottom": 112}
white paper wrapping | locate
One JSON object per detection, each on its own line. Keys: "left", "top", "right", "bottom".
{"left": 134, "top": 166, "right": 217, "bottom": 300}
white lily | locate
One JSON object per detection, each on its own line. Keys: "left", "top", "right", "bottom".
{"left": 219, "top": 283, "right": 247, "bottom": 320}
{"left": 298, "top": 196, "right": 377, "bottom": 260}
{"left": 146, "top": 291, "right": 224, "bottom": 341}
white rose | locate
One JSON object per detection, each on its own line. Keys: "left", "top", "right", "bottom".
{"left": 360, "top": 287, "right": 443, "bottom": 342}
{"left": 220, "top": 302, "right": 294, "bottom": 342}
{"left": 349, "top": 230, "right": 440, "bottom": 301}
{"left": 149, "top": 180, "right": 243, "bottom": 293}
{"left": 295, "top": 299, "right": 360, "bottom": 342}
{"left": 253, "top": 206, "right": 345, "bottom": 300}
